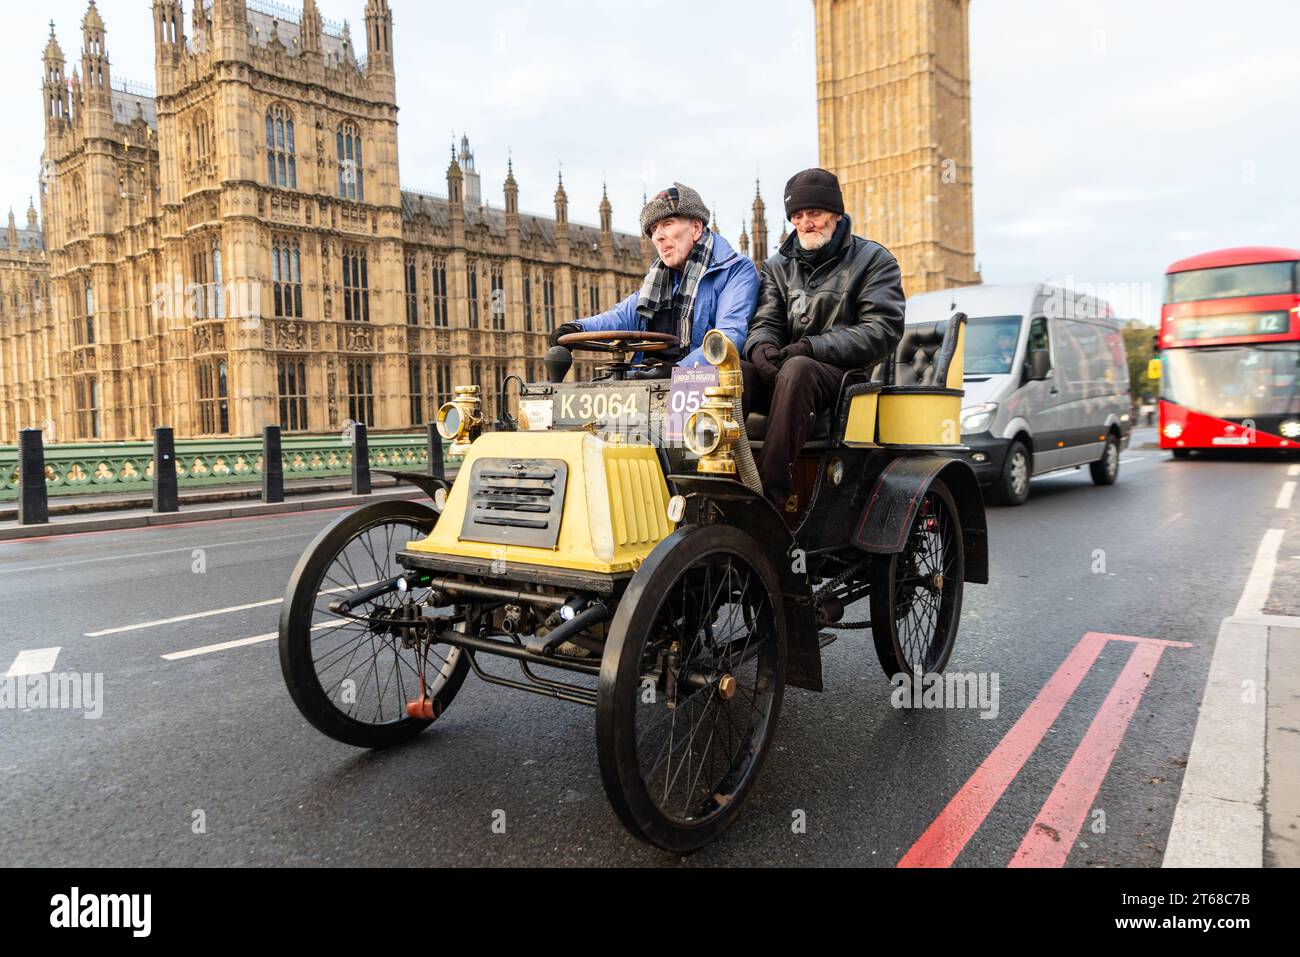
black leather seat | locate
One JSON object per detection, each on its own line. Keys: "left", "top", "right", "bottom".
{"left": 890, "top": 315, "right": 965, "bottom": 389}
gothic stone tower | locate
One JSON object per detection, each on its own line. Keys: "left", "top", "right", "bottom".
{"left": 23, "top": 1, "right": 647, "bottom": 443}
{"left": 812, "top": 0, "right": 980, "bottom": 294}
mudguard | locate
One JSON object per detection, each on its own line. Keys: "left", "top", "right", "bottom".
{"left": 668, "top": 475, "right": 824, "bottom": 693}
{"left": 851, "top": 455, "right": 989, "bottom": 584}
{"left": 373, "top": 469, "right": 449, "bottom": 502}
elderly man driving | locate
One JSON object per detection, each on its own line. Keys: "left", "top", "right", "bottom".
{"left": 549, "top": 182, "right": 757, "bottom": 375}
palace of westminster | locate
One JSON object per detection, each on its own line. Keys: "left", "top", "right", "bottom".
{"left": 0, "top": 0, "right": 977, "bottom": 443}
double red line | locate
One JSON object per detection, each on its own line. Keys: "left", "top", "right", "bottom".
{"left": 898, "top": 632, "right": 1192, "bottom": 868}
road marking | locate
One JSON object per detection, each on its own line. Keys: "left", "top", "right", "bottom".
{"left": 899, "top": 632, "right": 1191, "bottom": 868}
{"left": 0, "top": 533, "right": 314, "bottom": 575}
{"left": 1289, "top": 465, "right": 1300, "bottom": 477}
{"left": 898, "top": 632, "right": 1108, "bottom": 868}
{"left": 1234, "top": 529, "right": 1284, "bottom": 617}
{"left": 1276, "top": 481, "right": 1296, "bottom": 510}
{"left": 5, "top": 647, "right": 62, "bottom": 676}
{"left": 1165, "top": 526, "right": 1285, "bottom": 868}
{"left": 161, "top": 618, "right": 345, "bottom": 661}
{"left": 1010, "top": 640, "right": 1167, "bottom": 867}
{"left": 88, "top": 580, "right": 380, "bottom": 637}
{"left": 85, "top": 597, "right": 286, "bottom": 637}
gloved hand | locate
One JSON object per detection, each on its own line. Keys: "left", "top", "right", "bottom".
{"left": 779, "top": 338, "right": 813, "bottom": 363}
{"left": 626, "top": 359, "right": 670, "bottom": 381}
{"left": 750, "top": 343, "right": 782, "bottom": 383}
{"left": 549, "top": 322, "right": 583, "bottom": 347}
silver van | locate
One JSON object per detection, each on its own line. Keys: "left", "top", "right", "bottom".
{"left": 906, "top": 283, "right": 1133, "bottom": 505}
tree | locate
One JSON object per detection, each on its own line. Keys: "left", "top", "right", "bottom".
{"left": 1122, "top": 322, "right": 1159, "bottom": 404}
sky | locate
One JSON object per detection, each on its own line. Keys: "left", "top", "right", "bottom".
{"left": 3, "top": 0, "right": 1298, "bottom": 326}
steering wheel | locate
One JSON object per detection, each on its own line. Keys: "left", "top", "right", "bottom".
{"left": 557, "top": 330, "right": 680, "bottom": 355}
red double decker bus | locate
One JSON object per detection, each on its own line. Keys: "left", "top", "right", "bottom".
{"left": 1158, "top": 246, "right": 1300, "bottom": 455}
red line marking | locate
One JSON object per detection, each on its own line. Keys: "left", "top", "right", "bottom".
{"left": 897, "top": 631, "right": 1109, "bottom": 868}
{"left": 1087, "top": 631, "right": 1192, "bottom": 649}
{"left": 1009, "top": 640, "right": 1167, "bottom": 867}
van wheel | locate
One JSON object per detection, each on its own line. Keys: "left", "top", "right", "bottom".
{"left": 992, "top": 440, "right": 1031, "bottom": 506}
{"left": 1089, "top": 433, "right": 1120, "bottom": 486}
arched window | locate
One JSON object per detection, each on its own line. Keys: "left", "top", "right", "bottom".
{"left": 336, "top": 121, "right": 364, "bottom": 201}
{"left": 265, "top": 105, "right": 296, "bottom": 189}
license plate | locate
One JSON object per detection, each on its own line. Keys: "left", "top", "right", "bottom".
{"left": 1211, "top": 435, "right": 1250, "bottom": 446}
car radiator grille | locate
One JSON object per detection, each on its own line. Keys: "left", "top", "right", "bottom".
{"left": 459, "top": 458, "right": 568, "bottom": 549}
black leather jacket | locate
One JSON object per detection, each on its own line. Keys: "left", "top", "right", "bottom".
{"left": 744, "top": 230, "right": 906, "bottom": 369}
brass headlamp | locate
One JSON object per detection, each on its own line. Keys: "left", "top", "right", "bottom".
{"left": 436, "top": 384, "right": 483, "bottom": 456}
{"left": 684, "top": 331, "right": 744, "bottom": 474}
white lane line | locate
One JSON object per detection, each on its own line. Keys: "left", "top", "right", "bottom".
{"left": 1166, "top": 527, "right": 1286, "bottom": 867}
{"left": 1276, "top": 482, "right": 1296, "bottom": 511}
{"left": 0, "top": 533, "right": 314, "bottom": 575}
{"left": 5, "top": 647, "right": 62, "bottom": 676}
{"left": 161, "top": 619, "right": 345, "bottom": 661}
{"left": 85, "top": 597, "right": 285, "bottom": 637}
{"left": 87, "top": 580, "right": 380, "bottom": 637}
{"left": 1289, "top": 464, "right": 1300, "bottom": 477}
{"left": 1235, "top": 529, "right": 1285, "bottom": 617}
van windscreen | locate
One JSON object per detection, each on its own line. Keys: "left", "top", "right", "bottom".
{"left": 963, "top": 315, "right": 1024, "bottom": 375}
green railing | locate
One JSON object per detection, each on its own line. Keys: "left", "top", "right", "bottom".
{"left": 0, "top": 432, "right": 452, "bottom": 501}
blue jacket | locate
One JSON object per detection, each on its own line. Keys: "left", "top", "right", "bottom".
{"left": 575, "top": 233, "right": 757, "bottom": 367}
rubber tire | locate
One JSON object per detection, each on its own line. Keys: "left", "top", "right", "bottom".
{"left": 1172, "top": 448, "right": 1191, "bottom": 460}
{"left": 991, "top": 439, "right": 1031, "bottom": 506}
{"left": 868, "top": 477, "right": 964, "bottom": 679}
{"left": 596, "top": 524, "right": 787, "bottom": 854}
{"left": 279, "top": 499, "right": 470, "bottom": 749}
{"left": 1089, "top": 432, "right": 1121, "bottom": 486}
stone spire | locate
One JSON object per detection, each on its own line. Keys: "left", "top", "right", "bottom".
{"left": 751, "top": 179, "right": 769, "bottom": 265}
{"left": 43, "top": 21, "right": 69, "bottom": 127}
{"left": 503, "top": 155, "right": 518, "bottom": 216}
{"left": 301, "top": 0, "right": 322, "bottom": 54}
{"left": 738, "top": 219, "right": 750, "bottom": 259}
{"left": 81, "top": 0, "right": 111, "bottom": 106}
{"left": 553, "top": 165, "right": 568, "bottom": 225}
{"left": 599, "top": 180, "right": 612, "bottom": 234}
{"left": 7, "top": 210, "right": 17, "bottom": 250}
{"left": 27, "top": 198, "right": 38, "bottom": 228}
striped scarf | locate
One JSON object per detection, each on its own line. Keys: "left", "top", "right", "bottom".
{"left": 635, "top": 230, "right": 714, "bottom": 354}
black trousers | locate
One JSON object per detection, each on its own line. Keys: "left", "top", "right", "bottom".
{"left": 740, "top": 356, "right": 847, "bottom": 507}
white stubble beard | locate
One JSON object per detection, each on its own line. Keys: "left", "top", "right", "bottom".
{"left": 796, "top": 219, "right": 838, "bottom": 251}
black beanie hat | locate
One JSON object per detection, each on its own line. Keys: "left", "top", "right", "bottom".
{"left": 784, "top": 168, "right": 845, "bottom": 220}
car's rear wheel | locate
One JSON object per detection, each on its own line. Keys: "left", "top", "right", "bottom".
{"left": 868, "top": 478, "right": 964, "bottom": 679}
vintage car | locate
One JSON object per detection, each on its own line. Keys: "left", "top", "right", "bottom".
{"left": 279, "top": 318, "right": 987, "bottom": 852}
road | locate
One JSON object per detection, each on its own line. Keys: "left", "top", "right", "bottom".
{"left": 1, "top": 431, "right": 1295, "bottom": 866}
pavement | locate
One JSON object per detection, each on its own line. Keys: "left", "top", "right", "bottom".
{"left": 0, "top": 429, "right": 1296, "bottom": 866}
{"left": 0, "top": 473, "right": 440, "bottom": 541}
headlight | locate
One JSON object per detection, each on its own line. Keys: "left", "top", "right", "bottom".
{"left": 1163, "top": 422, "right": 1184, "bottom": 439}
{"left": 960, "top": 403, "right": 997, "bottom": 435}
{"left": 1280, "top": 420, "right": 1300, "bottom": 439}
{"left": 684, "top": 410, "right": 723, "bottom": 456}
{"left": 436, "top": 404, "right": 463, "bottom": 440}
